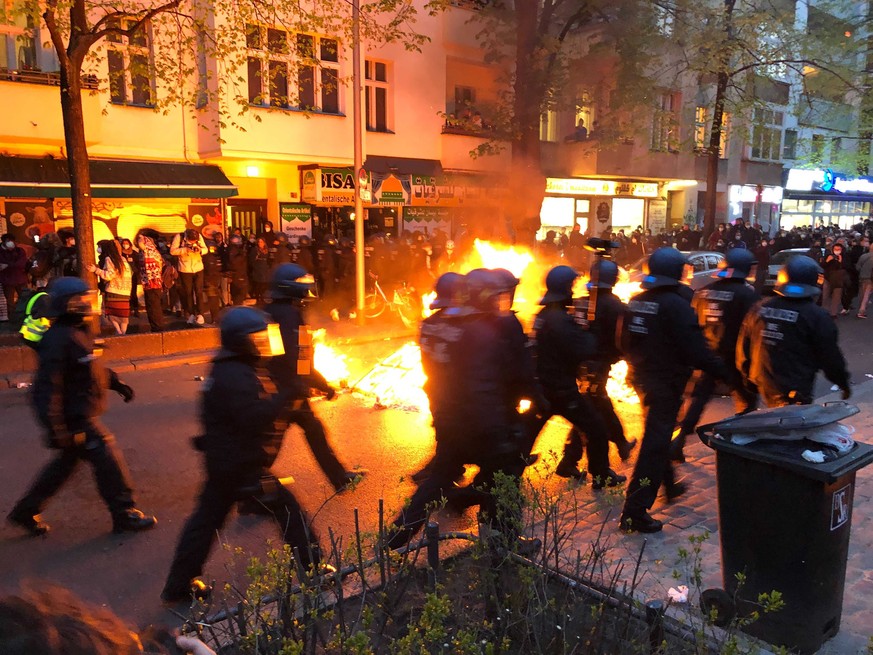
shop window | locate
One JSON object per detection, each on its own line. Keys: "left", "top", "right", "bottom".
{"left": 749, "top": 107, "right": 783, "bottom": 161}
{"left": 246, "top": 25, "right": 340, "bottom": 113}
{"left": 107, "top": 19, "right": 154, "bottom": 106}
{"left": 365, "top": 59, "right": 390, "bottom": 132}
{"left": 651, "top": 92, "right": 679, "bottom": 152}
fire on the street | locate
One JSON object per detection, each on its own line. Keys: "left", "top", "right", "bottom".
{"left": 310, "top": 241, "right": 641, "bottom": 410}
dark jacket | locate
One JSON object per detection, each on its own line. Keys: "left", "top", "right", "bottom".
{"left": 737, "top": 296, "right": 849, "bottom": 406}
{"left": 0, "top": 245, "right": 28, "bottom": 287}
{"left": 534, "top": 303, "right": 596, "bottom": 396}
{"left": 691, "top": 277, "right": 759, "bottom": 367}
{"left": 573, "top": 290, "right": 625, "bottom": 368}
{"left": 264, "top": 300, "right": 331, "bottom": 398}
{"left": 622, "top": 286, "right": 726, "bottom": 387}
{"left": 31, "top": 317, "right": 115, "bottom": 435}
{"left": 200, "top": 354, "right": 292, "bottom": 474}
{"left": 419, "top": 308, "right": 467, "bottom": 422}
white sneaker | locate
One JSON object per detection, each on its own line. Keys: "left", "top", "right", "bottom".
{"left": 196, "top": 314, "right": 205, "bottom": 325}
{"left": 187, "top": 314, "right": 196, "bottom": 325}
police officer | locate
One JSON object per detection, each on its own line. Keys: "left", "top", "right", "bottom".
{"left": 161, "top": 307, "right": 323, "bottom": 603}
{"left": 572, "top": 258, "right": 637, "bottom": 461}
{"left": 265, "top": 263, "right": 359, "bottom": 492}
{"left": 620, "top": 248, "right": 726, "bottom": 533}
{"left": 388, "top": 269, "right": 540, "bottom": 552}
{"left": 293, "top": 235, "right": 315, "bottom": 274}
{"left": 8, "top": 277, "right": 156, "bottom": 537}
{"left": 316, "top": 235, "right": 339, "bottom": 303}
{"left": 670, "top": 248, "right": 760, "bottom": 462}
{"left": 737, "top": 255, "right": 850, "bottom": 407}
{"left": 533, "top": 265, "right": 625, "bottom": 488}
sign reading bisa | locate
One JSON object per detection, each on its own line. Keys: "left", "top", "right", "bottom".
{"left": 322, "top": 171, "right": 355, "bottom": 190}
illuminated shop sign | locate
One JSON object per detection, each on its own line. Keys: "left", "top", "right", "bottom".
{"left": 785, "top": 168, "right": 873, "bottom": 195}
{"left": 728, "top": 185, "right": 783, "bottom": 204}
{"left": 545, "top": 178, "right": 659, "bottom": 197}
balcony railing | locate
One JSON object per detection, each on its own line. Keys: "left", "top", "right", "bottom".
{"left": 0, "top": 68, "right": 99, "bottom": 90}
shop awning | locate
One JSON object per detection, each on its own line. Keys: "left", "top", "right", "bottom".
{"left": 784, "top": 190, "right": 873, "bottom": 204}
{"left": 0, "top": 156, "right": 238, "bottom": 199}
{"left": 364, "top": 156, "right": 442, "bottom": 177}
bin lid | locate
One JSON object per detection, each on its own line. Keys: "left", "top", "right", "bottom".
{"left": 703, "top": 438, "right": 873, "bottom": 483}
{"left": 699, "top": 402, "right": 859, "bottom": 436}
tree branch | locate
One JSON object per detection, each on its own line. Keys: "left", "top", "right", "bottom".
{"left": 90, "top": 0, "right": 183, "bottom": 44}
{"left": 42, "top": 0, "right": 70, "bottom": 69}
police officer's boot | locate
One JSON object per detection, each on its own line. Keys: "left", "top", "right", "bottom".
{"left": 112, "top": 508, "right": 157, "bottom": 533}
{"left": 7, "top": 508, "right": 50, "bottom": 537}
{"left": 161, "top": 577, "right": 212, "bottom": 605}
{"left": 668, "top": 431, "right": 687, "bottom": 463}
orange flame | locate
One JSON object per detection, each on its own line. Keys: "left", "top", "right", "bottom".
{"left": 312, "top": 328, "right": 351, "bottom": 386}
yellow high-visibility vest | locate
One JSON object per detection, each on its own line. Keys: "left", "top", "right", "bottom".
{"left": 19, "top": 292, "right": 51, "bottom": 344}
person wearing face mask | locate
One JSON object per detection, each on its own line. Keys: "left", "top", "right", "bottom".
{"left": 226, "top": 234, "right": 249, "bottom": 305}
{"left": 822, "top": 242, "right": 849, "bottom": 318}
{"left": 0, "top": 233, "right": 28, "bottom": 319}
{"left": 135, "top": 230, "right": 165, "bottom": 333}
{"left": 170, "top": 229, "right": 208, "bottom": 326}
{"left": 161, "top": 307, "right": 325, "bottom": 604}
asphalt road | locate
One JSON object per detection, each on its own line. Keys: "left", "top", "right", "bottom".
{"left": 1, "top": 314, "right": 872, "bottom": 633}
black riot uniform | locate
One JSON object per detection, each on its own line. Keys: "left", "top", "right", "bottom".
{"left": 620, "top": 249, "right": 726, "bottom": 533}
{"left": 388, "top": 270, "right": 541, "bottom": 552}
{"left": 264, "top": 264, "right": 356, "bottom": 492}
{"left": 737, "top": 255, "right": 849, "bottom": 407}
{"left": 671, "top": 249, "right": 760, "bottom": 460}
{"left": 572, "top": 260, "right": 636, "bottom": 461}
{"left": 8, "top": 278, "right": 156, "bottom": 537}
{"left": 162, "top": 307, "right": 321, "bottom": 604}
{"left": 531, "top": 266, "right": 623, "bottom": 487}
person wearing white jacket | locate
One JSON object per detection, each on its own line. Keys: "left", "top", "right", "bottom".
{"left": 171, "top": 229, "right": 208, "bottom": 325}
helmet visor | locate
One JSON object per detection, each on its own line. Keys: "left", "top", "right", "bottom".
{"left": 67, "top": 290, "right": 100, "bottom": 317}
{"left": 251, "top": 323, "right": 286, "bottom": 358}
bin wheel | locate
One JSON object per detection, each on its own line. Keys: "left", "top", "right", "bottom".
{"left": 700, "top": 588, "right": 735, "bottom": 627}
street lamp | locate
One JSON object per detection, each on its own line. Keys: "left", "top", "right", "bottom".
{"left": 352, "top": 0, "right": 366, "bottom": 324}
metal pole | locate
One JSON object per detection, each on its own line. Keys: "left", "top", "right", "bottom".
{"left": 352, "top": 0, "right": 366, "bottom": 324}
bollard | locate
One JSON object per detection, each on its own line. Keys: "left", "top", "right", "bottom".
{"left": 426, "top": 521, "right": 440, "bottom": 589}
{"left": 645, "top": 598, "right": 665, "bottom": 654}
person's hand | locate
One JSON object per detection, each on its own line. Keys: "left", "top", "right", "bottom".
{"left": 841, "top": 385, "right": 852, "bottom": 400}
{"left": 325, "top": 386, "right": 337, "bottom": 401}
{"left": 116, "top": 383, "right": 135, "bottom": 403}
{"left": 87, "top": 263, "right": 98, "bottom": 273}
{"left": 175, "top": 634, "right": 217, "bottom": 655}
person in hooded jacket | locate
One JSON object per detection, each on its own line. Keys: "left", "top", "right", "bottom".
{"left": 226, "top": 234, "right": 249, "bottom": 305}
{"left": 619, "top": 248, "right": 727, "bottom": 533}
{"left": 737, "top": 255, "right": 850, "bottom": 407}
{"left": 161, "top": 306, "right": 323, "bottom": 604}
{"left": 670, "top": 248, "right": 760, "bottom": 462}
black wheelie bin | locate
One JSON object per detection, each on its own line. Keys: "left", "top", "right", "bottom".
{"left": 697, "top": 402, "right": 873, "bottom": 654}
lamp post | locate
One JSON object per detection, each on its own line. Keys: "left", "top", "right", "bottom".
{"left": 352, "top": 0, "right": 366, "bottom": 324}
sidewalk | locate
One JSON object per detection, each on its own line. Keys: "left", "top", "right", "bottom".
{"left": 556, "top": 384, "right": 873, "bottom": 655}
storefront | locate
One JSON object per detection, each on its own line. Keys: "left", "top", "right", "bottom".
{"left": 541, "top": 177, "right": 661, "bottom": 238}
{"left": 781, "top": 168, "right": 873, "bottom": 229}
{"left": 727, "top": 184, "right": 783, "bottom": 233}
{"left": 0, "top": 155, "right": 237, "bottom": 252}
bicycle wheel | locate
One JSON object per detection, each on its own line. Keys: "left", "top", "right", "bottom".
{"left": 363, "top": 293, "right": 387, "bottom": 319}
{"left": 396, "top": 296, "right": 421, "bottom": 328}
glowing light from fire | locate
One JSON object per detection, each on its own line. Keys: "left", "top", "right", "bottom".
{"left": 605, "top": 360, "right": 639, "bottom": 404}
{"left": 421, "top": 292, "right": 437, "bottom": 319}
{"left": 353, "top": 342, "right": 430, "bottom": 412}
{"left": 472, "top": 239, "right": 534, "bottom": 278}
{"left": 312, "top": 328, "right": 351, "bottom": 386}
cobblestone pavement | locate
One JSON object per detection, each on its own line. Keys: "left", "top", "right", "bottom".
{"left": 545, "top": 384, "right": 873, "bottom": 655}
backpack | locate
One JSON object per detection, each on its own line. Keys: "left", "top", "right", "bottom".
{"left": 161, "top": 261, "right": 179, "bottom": 290}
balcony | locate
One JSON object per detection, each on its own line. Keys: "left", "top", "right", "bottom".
{"left": 0, "top": 68, "right": 99, "bottom": 89}
{"left": 541, "top": 139, "right": 699, "bottom": 181}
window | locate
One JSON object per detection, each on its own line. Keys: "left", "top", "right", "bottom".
{"left": 540, "top": 109, "right": 558, "bottom": 142}
{"left": 811, "top": 133, "right": 825, "bottom": 164}
{"left": 783, "top": 129, "right": 798, "bottom": 160}
{"left": 246, "top": 25, "right": 340, "bottom": 112}
{"left": 1, "top": 3, "right": 38, "bottom": 71}
{"left": 365, "top": 59, "right": 389, "bottom": 131}
{"left": 575, "top": 90, "right": 593, "bottom": 137}
{"left": 694, "top": 106, "right": 707, "bottom": 150}
{"left": 107, "top": 20, "right": 153, "bottom": 106}
{"left": 831, "top": 136, "right": 842, "bottom": 160}
{"left": 651, "top": 92, "right": 679, "bottom": 152}
{"left": 654, "top": 3, "right": 674, "bottom": 36}
{"left": 454, "top": 85, "right": 475, "bottom": 115}
{"left": 750, "top": 107, "right": 783, "bottom": 161}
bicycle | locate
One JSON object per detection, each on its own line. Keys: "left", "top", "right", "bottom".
{"left": 363, "top": 276, "right": 420, "bottom": 327}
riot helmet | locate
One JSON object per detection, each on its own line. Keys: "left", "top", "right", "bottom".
{"left": 324, "top": 235, "right": 338, "bottom": 248}
{"left": 270, "top": 263, "right": 316, "bottom": 301}
{"left": 642, "top": 248, "right": 687, "bottom": 289}
{"left": 490, "top": 268, "right": 520, "bottom": 313}
{"left": 587, "top": 259, "right": 619, "bottom": 289}
{"left": 430, "top": 272, "right": 465, "bottom": 310}
{"left": 774, "top": 255, "right": 823, "bottom": 298}
{"left": 540, "top": 265, "right": 578, "bottom": 304}
{"left": 298, "top": 235, "right": 312, "bottom": 247}
{"left": 716, "top": 248, "right": 757, "bottom": 279}
{"left": 219, "top": 306, "right": 281, "bottom": 359}
{"left": 46, "top": 276, "right": 96, "bottom": 319}
{"left": 465, "top": 268, "right": 500, "bottom": 312}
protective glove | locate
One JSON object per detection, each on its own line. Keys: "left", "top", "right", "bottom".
{"left": 841, "top": 385, "right": 852, "bottom": 401}
{"left": 324, "top": 386, "right": 338, "bottom": 401}
{"left": 115, "top": 383, "right": 135, "bottom": 403}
